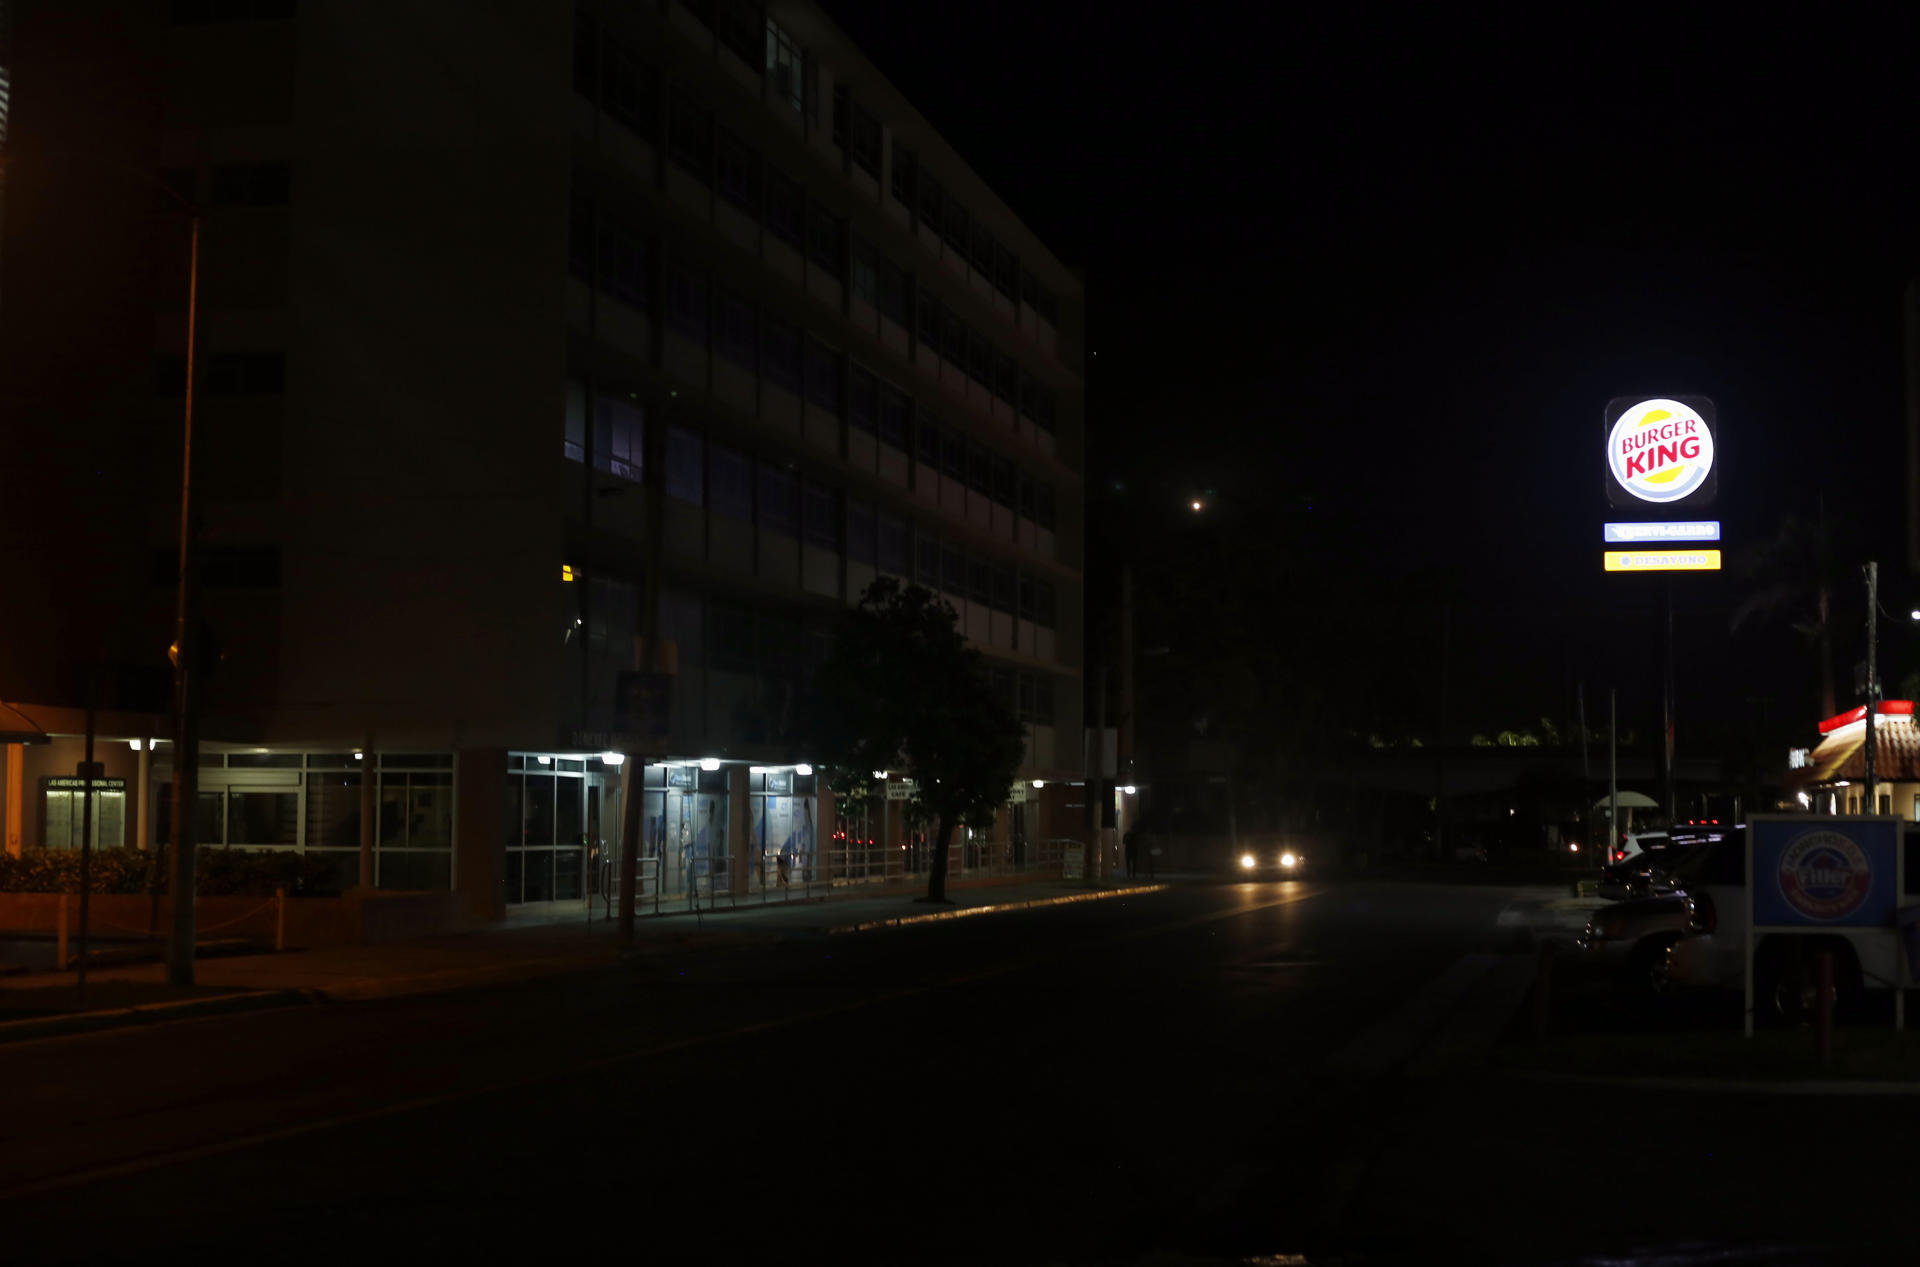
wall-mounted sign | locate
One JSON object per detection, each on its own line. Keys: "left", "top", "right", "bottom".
{"left": 885, "top": 779, "right": 916, "bottom": 800}
{"left": 1787, "top": 748, "right": 1811, "bottom": 769}
{"left": 1603, "top": 549, "right": 1722, "bottom": 572}
{"left": 1605, "top": 396, "right": 1718, "bottom": 509}
{"left": 1604, "top": 521, "right": 1721, "bottom": 543}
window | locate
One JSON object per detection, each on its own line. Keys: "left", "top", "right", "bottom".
{"left": 592, "top": 393, "right": 643, "bottom": 481}
{"left": 717, "top": 2, "right": 760, "bottom": 64}
{"left": 568, "top": 193, "right": 593, "bottom": 281}
{"left": 666, "top": 427, "right": 704, "bottom": 505}
{"left": 209, "top": 162, "right": 290, "bottom": 207}
{"left": 849, "top": 236, "right": 879, "bottom": 304}
{"left": 1021, "top": 268, "right": 1059, "bottom": 325}
{"left": 915, "top": 535, "right": 939, "bottom": 585}
{"left": 1017, "top": 573, "right": 1035, "bottom": 620}
{"left": 802, "top": 483, "right": 839, "bottom": 551}
{"left": 603, "top": 41, "right": 657, "bottom": 139}
{"left": 992, "top": 457, "right": 1015, "bottom": 508}
{"left": 1037, "top": 482, "right": 1056, "bottom": 530}
{"left": 847, "top": 367, "right": 877, "bottom": 435}
{"left": 942, "top": 545, "right": 965, "bottom": 595}
{"left": 879, "top": 385, "right": 909, "bottom": 449}
{"left": 942, "top": 308, "right": 966, "bottom": 364}
{"left": 710, "top": 603, "right": 755, "bottom": 672}
{"left": 992, "top": 242, "right": 1018, "bottom": 302}
{"left": 666, "top": 266, "right": 706, "bottom": 341}
{"left": 967, "top": 329, "right": 992, "bottom": 386}
{"left": 766, "top": 18, "right": 804, "bottom": 114}
{"left": 1035, "top": 579, "right": 1056, "bottom": 628}
{"left": 1018, "top": 472, "right": 1036, "bottom": 522}
{"left": 763, "top": 316, "right": 801, "bottom": 392}
{"left": 804, "top": 337, "right": 841, "bottom": 413}
{"left": 941, "top": 428, "right": 966, "bottom": 480}
{"left": 967, "top": 556, "right": 990, "bottom": 606}
{"left": 158, "top": 351, "right": 285, "bottom": 397}
{"left": 573, "top": 13, "right": 598, "bottom": 100}
{"left": 847, "top": 500, "right": 876, "bottom": 565}
{"left": 877, "top": 259, "right": 909, "bottom": 325}
{"left": 992, "top": 565, "right": 1015, "bottom": 612}
{"left": 877, "top": 513, "right": 907, "bottom": 574}
{"left": 668, "top": 93, "right": 713, "bottom": 181}
{"left": 832, "top": 82, "right": 849, "bottom": 148}
{"left": 968, "top": 442, "right": 992, "bottom": 495}
{"left": 171, "top": 0, "right": 296, "bottom": 24}
{"left": 918, "top": 172, "right": 942, "bottom": 231}
{"left": 1033, "top": 382, "right": 1057, "bottom": 433}
{"left": 970, "top": 221, "right": 994, "bottom": 274}
{"left": 992, "top": 352, "right": 1016, "bottom": 404}
{"left": 942, "top": 195, "right": 969, "bottom": 253}
{"left": 711, "top": 444, "right": 752, "bottom": 520}
{"left": 916, "top": 416, "right": 939, "bottom": 472}
{"left": 890, "top": 139, "right": 917, "bottom": 204}
{"left": 916, "top": 289, "right": 940, "bottom": 347}
{"left": 850, "top": 105, "right": 881, "bottom": 178}
{"left": 757, "top": 463, "right": 797, "bottom": 535}
{"left": 766, "top": 168, "right": 804, "bottom": 247}
{"left": 807, "top": 202, "right": 842, "bottom": 277}
{"left": 600, "top": 212, "right": 649, "bottom": 309}
{"left": 715, "top": 290, "right": 756, "bottom": 368}
{"left": 717, "top": 131, "right": 760, "bottom": 213}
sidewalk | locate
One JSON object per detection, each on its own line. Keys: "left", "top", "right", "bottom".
{"left": 0, "top": 876, "right": 1168, "bottom": 1042}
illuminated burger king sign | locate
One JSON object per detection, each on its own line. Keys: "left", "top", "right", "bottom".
{"left": 1604, "top": 396, "right": 1717, "bottom": 508}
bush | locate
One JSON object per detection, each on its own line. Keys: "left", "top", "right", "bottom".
{"left": 0, "top": 848, "right": 348, "bottom": 896}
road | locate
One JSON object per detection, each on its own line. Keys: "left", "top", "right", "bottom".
{"left": 2, "top": 880, "right": 1523, "bottom": 1264}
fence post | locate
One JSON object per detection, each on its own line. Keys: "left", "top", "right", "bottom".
{"left": 56, "top": 893, "right": 68, "bottom": 973}
{"left": 275, "top": 887, "right": 287, "bottom": 952}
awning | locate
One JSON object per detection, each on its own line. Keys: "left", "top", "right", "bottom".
{"left": 1592, "top": 791, "right": 1659, "bottom": 810}
{"left": 0, "top": 701, "right": 50, "bottom": 744}
{"left": 1800, "top": 718, "right": 1920, "bottom": 785}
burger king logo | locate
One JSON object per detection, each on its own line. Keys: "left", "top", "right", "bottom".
{"left": 1777, "top": 830, "right": 1872, "bottom": 922}
{"left": 1608, "top": 398, "right": 1715, "bottom": 504}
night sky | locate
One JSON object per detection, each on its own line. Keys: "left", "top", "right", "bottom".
{"left": 823, "top": 6, "right": 1920, "bottom": 761}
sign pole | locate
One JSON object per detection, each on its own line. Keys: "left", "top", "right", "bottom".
{"left": 1608, "top": 689, "right": 1618, "bottom": 863}
{"left": 1864, "top": 562, "right": 1879, "bottom": 812}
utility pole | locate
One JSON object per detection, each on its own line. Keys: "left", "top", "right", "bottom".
{"left": 1865, "top": 561, "right": 1880, "bottom": 811}
{"left": 166, "top": 210, "right": 203, "bottom": 988}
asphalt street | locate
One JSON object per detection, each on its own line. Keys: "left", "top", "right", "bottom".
{"left": 0, "top": 880, "right": 1528, "bottom": 1265}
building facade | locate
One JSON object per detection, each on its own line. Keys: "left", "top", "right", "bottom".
{"left": 0, "top": 0, "right": 1086, "bottom": 919}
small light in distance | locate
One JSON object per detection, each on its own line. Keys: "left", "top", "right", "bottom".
{"left": 794, "top": 763, "right": 813, "bottom": 777}
{"left": 353, "top": 751, "right": 364, "bottom": 760}
{"left": 872, "top": 770, "right": 887, "bottom": 780}
{"left": 601, "top": 752, "right": 625, "bottom": 766}
{"left": 1239, "top": 853, "right": 1256, "bottom": 870}
{"left": 129, "top": 739, "right": 143, "bottom": 752}
{"left": 1031, "top": 779, "right": 1045, "bottom": 789}
{"left": 700, "top": 757, "right": 721, "bottom": 772}
{"left": 536, "top": 755, "right": 552, "bottom": 765}
{"left": 1280, "top": 852, "right": 1297, "bottom": 868}
{"left": 1568, "top": 842, "right": 1579, "bottom": 853}
{"left": 1121, "top": 784, "right": 1136, "bottom": 795}
{"left": 1910, "top": 608, "right": 1920, "bottom": 622}
{"left": 1190, "top": 499, "right": 1204, "bottom": 512}
{"left": 1797, "top": 791, "right": 1811, "bottom": 808}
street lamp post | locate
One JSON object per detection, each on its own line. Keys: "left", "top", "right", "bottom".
{"left": 163, "top": 203, "right": 204, "bottom": 985}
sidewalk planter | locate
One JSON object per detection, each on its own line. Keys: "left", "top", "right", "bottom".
{"left": 0, "top": 890, "right": 477, "bottom": 950}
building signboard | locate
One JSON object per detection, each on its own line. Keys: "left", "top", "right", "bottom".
{"left": 885, "top": 779, "right": 916, "bottom": 800}
{"left": 1602, "top": 549, "right": 1722, "bottom": 572}
{"left": 1604, "top": 396, "right": 1718, "bottom": 509}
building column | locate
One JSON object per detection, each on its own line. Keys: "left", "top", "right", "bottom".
{"left": 814, "top": 787, "right": 833, "bottom": 884}
{"left": 4, "top": 744, "right": 22, "bottom": 857}
{"left": 135, "top": 742, "right": 152, "bottom": 850}
{"left": 455, "top": 748, "right": 507, "bottom": 923}
{"left": 359, "top": 734, "right": 376, "bottom": 889}
{"left": 727, "top": 765, "right": 749, "bottom": 896}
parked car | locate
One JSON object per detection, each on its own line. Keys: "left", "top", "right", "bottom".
{"left": 1608, "top": 829, "right": 1671, "bottom": 866}
{"left": 1579, "top": 893, "right": 1692, "bottom": 991}
{"left": 1597, "top": 842, "right": 1703, "bottom": 900}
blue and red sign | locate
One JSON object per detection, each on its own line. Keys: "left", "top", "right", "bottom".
{"left": 1751, "top": 818, "right": 1898, "bottom": 928}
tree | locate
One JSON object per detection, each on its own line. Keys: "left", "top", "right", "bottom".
{"left": 801, "top": 579, "right": 1026, "bottom": 903}
{"left": 1731, "top": 504, "right": 1844, "bottom": 718}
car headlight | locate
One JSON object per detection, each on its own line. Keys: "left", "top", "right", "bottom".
{"left": 1239, "top": 853, "right": 1256, "bottom": 870}
{"left": 1280, "top": 852, "right": 1298, "bottom": 868}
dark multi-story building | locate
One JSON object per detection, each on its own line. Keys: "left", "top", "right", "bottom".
{"left": 0, "top": 0, "right": 1086, "bottom": 919}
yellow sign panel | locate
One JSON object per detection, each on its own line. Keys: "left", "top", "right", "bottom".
{"left": 1604, "top": 549, "right": 1722, "bottom": 572}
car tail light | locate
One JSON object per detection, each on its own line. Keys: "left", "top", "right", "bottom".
{"left": 1687, "top": 891, "right": 1717, "bottom": 935}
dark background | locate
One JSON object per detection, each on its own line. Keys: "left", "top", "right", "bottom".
{"left": 822, "top": 5, "right": 1920, "bottom": 769}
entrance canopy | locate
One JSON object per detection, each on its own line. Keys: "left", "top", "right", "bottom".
{"left": 0, "top": 702, "right": 50, "bottom": 744}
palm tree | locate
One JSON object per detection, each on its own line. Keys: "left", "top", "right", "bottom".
{"left": 1730, "top": 503, "right": 1841, "bottom": 718}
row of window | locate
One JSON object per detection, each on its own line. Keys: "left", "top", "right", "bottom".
{"left": 572, "top": 14, "right": 1063, "bottom": 345}
{"left": 568, "top": 196, "right": 1060, "bottom": 430}
{"left": 565, "top": 392, "right": 1061, "bottom": 625}
{"left": 565, "top": 385, "right": 1058, "bottom": 531}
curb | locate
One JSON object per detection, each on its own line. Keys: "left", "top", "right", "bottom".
{"left": 0, "top": 988, "right": 312, "bottom": 1046}
{"left": 1507, "top": 1066, "right": 1920, "bottom": 1097}
{"left": 825, "top": 883, "right": 1170, "bottom": 934}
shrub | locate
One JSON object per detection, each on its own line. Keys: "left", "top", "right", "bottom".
{"left": 0, "top": 848, "right": 348, "bottom": 896}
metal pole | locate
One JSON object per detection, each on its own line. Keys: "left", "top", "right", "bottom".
{"left": 1089, "top": 664, "right": 1107, "bottom": 886}
{"left": 1608, "top": 689, "right": 1618, "bottom": 864}
{"left": 78, "top": 693, "right": 94, "bottom": 1000}
{"left": 1865, "top": 561, "right": 1880, "bottom": 811}
{"left": 1662, "top": 578, "right": 1676, "bottom": 824}
{"left": 1577, "top": 684, "right": 1592, "bottom": 866}
{"left": 166, "top": 212, "right": 203, "bottom": 988}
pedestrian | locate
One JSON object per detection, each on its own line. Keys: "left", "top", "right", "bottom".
{"left": 1124, "top": 828, "right": 1138, "bottom": 880}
